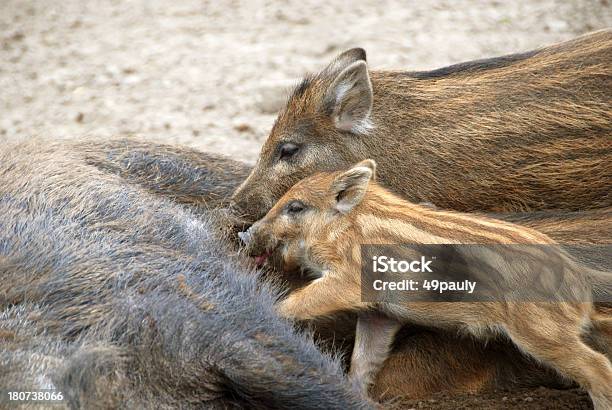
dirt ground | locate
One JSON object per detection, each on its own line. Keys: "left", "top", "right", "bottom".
{"left": 395, "top": 387, "right": 592, "bottom": 409}
{"left": 1, "top": 0, "right": 611, "bottom": 164}
{"left": 1, "top": 1, "right": 610, "bottom": 409}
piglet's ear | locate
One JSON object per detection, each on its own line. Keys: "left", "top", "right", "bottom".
{"left": 323, "top": 48, "right": 367, "bottom": 74}
{"left": 354, "top": 159, "right": 377, "bottom": 180}
{"left": 322, "top": 60, "right": 374, "bottom": 135}
{"left": 332, "top": 160, "right": 376, "bottom": 213}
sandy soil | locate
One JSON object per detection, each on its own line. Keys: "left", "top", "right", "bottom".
{"left": 1, "top": 1, "right": 610, "bottom": 408}
{"left": 1, "top": 0, "right": 610, "bottom": 164}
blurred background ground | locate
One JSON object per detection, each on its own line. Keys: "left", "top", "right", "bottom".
{"left": 1, "top": 0, "right": 610, "bottom": 163}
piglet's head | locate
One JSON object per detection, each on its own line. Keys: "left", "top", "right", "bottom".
{"left": 239, "top": 159, "right": 377, "bottom": 270}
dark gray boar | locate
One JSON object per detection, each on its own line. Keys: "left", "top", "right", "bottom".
{"left": 0, "top": 138, "right": 370, "bottom": 409}
{"left": 78, "top": 138, "right": 252, "bottom": 212}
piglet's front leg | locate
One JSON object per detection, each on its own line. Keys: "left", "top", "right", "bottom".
{"left": 276, "top": 275, "right": 362, "bottom": 320}
{"left": 350, "top": 312, "right": 402, "bottom": 395}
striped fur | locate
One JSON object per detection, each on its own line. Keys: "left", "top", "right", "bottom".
{"left": 243, "top": 160, "right": 612, "bottom": 409}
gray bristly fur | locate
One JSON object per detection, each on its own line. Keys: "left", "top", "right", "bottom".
{"left": 0, "top": 139, "right": 371, "bottom": 410}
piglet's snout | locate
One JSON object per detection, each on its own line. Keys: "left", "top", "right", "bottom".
{"left": 238, "top": 227, "right": 253, "bottom": 245}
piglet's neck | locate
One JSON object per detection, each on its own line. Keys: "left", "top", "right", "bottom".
{"left": 344, "top": 185, "right": 434, "bottom": 244}
{"left": 353, "top": 183, "right": 554, "bottom": 246}
{"left": 357, "top": 185, "right": 426, "bottom": 219}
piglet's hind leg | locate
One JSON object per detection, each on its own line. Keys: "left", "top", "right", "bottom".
{"left": 350, "top": 311, "right": 402, "bottom": 395}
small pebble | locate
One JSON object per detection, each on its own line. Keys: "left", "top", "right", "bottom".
{"left": 234, "top": 123, "right": 253, "bottom": 133}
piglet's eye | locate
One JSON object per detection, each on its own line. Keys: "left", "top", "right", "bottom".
{"left": 285, "top": 200, "right": 306, "bottom": 215}
{"left": 279, "top": 142, "right": 300, "bottom": 161}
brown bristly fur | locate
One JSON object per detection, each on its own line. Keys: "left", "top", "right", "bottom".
{"left": 232, "top": 30, "right": 612, "bottom": 220}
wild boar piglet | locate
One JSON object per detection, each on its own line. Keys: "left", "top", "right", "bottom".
{"left": 240, "top": 159, "right": 612, "bottom": 409}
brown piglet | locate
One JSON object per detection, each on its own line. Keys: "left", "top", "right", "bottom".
{"left": 232, "top": 30, "right": 612, "bottom": 221}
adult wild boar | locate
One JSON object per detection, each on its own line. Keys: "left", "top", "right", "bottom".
{"left": 231, "top": 30, "right": 612, "bottom": 220}
{"left": 78, "top": 138, "right": 252, "bottom": 212}
{"left": 0, "top": 138, "right": 369, "bottom": 410}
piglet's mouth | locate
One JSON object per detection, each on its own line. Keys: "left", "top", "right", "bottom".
{"left": 237, "top": 229, "right": 278, "bottom": 267}
{"left": 253, "top": 251, "right": 273, "bottom": 267}
{"left": 251, "top": 243, "right": 280, "bottom": 267}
